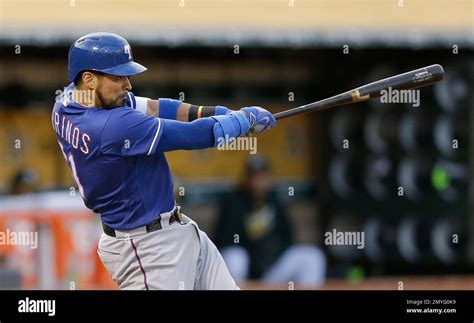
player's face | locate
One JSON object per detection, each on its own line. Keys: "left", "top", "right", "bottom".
{"left": 95, "top": 74, "right": 132, "bottom": 109}
{"left": 248, "top": 171, "right": 273, "bottom": 198}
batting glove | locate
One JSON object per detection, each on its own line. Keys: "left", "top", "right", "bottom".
{"left": 240, "top": 106, "right": 277, "bottom": 134}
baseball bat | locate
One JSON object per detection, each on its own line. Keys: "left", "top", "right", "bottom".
{"left": 274, "top": 64, "right": 444, "bottom": 120}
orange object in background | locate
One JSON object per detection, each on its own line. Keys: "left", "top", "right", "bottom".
{"left": 0, "top": 192, "right": 117, "bottom": 290}
{"left": 0, "top": 216, "right": 39, "bottom": 289}
{"left": 49, "top": 211, "right": 117, "bottom": 290}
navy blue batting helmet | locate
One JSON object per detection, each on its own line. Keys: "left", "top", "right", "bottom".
{"left": 68, "top": 32, "right": 147, "bottom": 82}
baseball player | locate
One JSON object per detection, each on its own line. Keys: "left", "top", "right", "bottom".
{"left": 51, "top": 32, "right": 276, "bottom": 290}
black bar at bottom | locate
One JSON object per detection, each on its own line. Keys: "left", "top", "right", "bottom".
{"left": 0, "top": 290, "right": 472, "bottom": 322}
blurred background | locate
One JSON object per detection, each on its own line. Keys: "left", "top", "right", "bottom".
{"left": 0, "top": 0, "right": 472, "bottom": 289}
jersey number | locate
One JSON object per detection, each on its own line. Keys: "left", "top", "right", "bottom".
{"left": 59, "top": 142, "right": 85, "bottom": 199}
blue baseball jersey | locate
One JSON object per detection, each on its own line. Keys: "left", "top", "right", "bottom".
{"left": 52, "top": 83, "right": 175, "bottom": 229}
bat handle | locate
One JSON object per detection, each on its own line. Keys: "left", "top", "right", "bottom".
{"left": 274, "top": 110, "right": 292, "bottom": 120}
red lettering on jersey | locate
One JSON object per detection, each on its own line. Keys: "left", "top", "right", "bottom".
{"left": 65, "top": 120, "right": 73, "bottom": 143}
{"left": 72, "top": 127, "right": 80, "bottom": 149}
{"left": 81, "top": 133, "right": 91, "bottom": 155}
{"left": 55, "top": 113, "right": 91, "bottom": 156}
{"left": 61, "top": 116, "right": 66, "bottom": 138}
{"left": 54, "top": 112, "right": 60, "bottom": 135}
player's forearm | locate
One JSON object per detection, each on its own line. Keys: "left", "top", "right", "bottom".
{"left": 155, "top": 111, "right": 250, "bottom": 153}
{"left": 139, "top": 97, "right": 232, "bottom": 121}
{"left": 156, "top": 118, "right": 218, "bottom": 152}
{"left": 180, "top": 103, "right": 231, "bottom": 121}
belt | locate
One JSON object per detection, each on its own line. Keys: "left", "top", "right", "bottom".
{"left": 102, "top": 206, "right": 183, "bottom": 238}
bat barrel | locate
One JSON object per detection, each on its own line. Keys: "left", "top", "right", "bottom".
{"left": 356, "top": 64, "right": 445, "bottom": 98}
{"left": 273, "top": 64, "right": 444, "bottom": 121}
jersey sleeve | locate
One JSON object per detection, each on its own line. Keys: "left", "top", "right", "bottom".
{"left": 101, "top": 108, "right": 163, "bottom": 156}
{"left": 129, "top": 95, "right": 180, "bottom": 119}
{"left": 158, "top": 98, "right": 181, "bottom": 120}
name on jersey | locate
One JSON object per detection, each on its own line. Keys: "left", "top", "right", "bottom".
{"left": 53, "top": 111, "right": 90, "bottom": 154}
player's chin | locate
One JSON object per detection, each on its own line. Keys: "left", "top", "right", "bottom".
{"left": 119, "top": 96, "right": 127, "bottom": 106}
{"left": 107, "top": 98, "right": 127, "bottom": 109}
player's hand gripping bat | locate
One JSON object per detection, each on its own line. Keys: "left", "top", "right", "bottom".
{"left": 274, "top": 64, "right": 445, "bottom": 120}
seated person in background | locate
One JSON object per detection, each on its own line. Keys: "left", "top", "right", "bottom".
{"left": 214, "top": 155, "right": 326, "bottom": 287}
{"left": 9, "top": 169, "right": 39, "bottom": 195}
